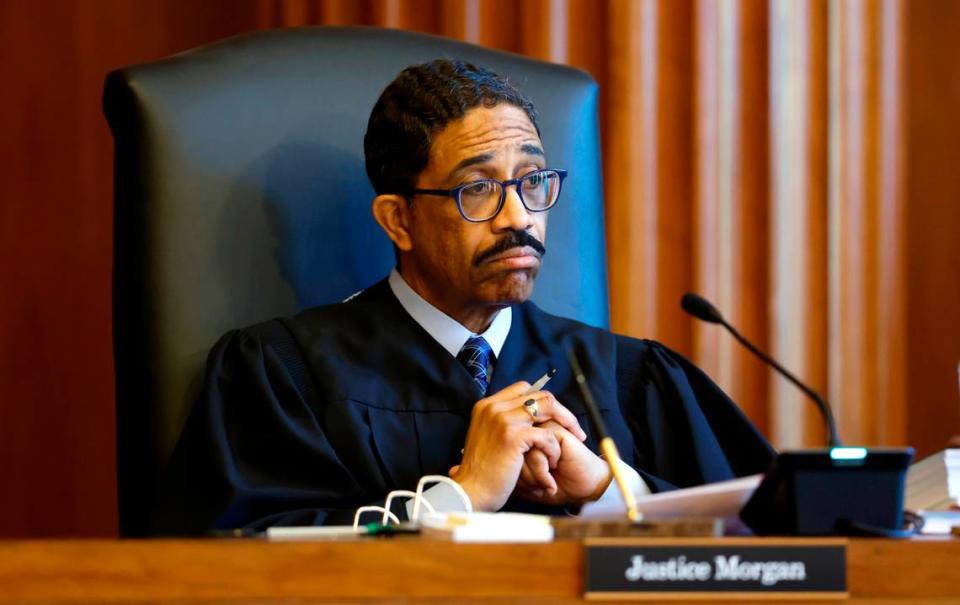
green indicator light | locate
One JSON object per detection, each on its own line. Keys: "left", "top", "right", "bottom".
{"left": 830, "top": 447, "right": 867, "bottom": 460}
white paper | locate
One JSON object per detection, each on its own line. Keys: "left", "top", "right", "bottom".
{"left": 917, "top": 510, "right": 960, "bottom": 535}
{"left": 579, "top": 473, "right": 763, "bottom": 520}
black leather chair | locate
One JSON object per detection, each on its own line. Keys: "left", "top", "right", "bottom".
{"left": 103, "top": 26, "right": 609, "bottom": 536}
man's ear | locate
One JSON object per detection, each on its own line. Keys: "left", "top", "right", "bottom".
{"left": 372, "top": 194, "right": 414, "bottom": 252}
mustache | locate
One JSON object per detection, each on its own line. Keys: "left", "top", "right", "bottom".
{"left": 474, "top": 230, "right": 547, "bottom": 266}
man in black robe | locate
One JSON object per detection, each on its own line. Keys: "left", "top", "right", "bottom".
{"left": 158, "top": 59, "right": 774, "bottom": 534}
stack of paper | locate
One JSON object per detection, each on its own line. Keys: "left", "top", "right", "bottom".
{"left": 905, "top": 449, "right": 960, "bottom": 512}
{"left": 947, "top": 449, "right": 960, "bottom": 501}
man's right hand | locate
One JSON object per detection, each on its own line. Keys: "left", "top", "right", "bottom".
{"left": 450, "top": 381, "right": 586, "bottom": 512}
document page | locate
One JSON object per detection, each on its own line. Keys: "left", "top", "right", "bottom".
{"left": 579, "top": 473, "right": 762, "bottom": 520}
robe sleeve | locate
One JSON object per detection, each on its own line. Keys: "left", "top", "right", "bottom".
{"left": 155, "top": 321, "right": 380, "bottom": 535}
{"left": 615, "top": 337, "right": 775, "bottom": 492}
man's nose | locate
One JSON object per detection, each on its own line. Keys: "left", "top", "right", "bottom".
{"left": 492, "top": 184, "right": 533, "bottom": 232}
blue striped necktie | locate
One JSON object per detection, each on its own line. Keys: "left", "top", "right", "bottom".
{"left": 457, "top": 336, "right": 494, "bottom": 395}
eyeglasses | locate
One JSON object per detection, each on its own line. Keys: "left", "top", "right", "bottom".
{"left": 411, "top": 168, "right": 567, "bottom": 223}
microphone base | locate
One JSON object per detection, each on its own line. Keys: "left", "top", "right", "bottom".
{"left": 740, "top": 447, "right": 914, "bottom": 536}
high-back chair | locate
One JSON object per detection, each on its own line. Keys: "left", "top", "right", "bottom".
{"left": 104, "top": 26, "right": 608, "bottom": 536}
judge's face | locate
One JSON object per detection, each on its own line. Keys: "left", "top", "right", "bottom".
{"left": 403, "top": 104, "right": 548, "bottom": 311}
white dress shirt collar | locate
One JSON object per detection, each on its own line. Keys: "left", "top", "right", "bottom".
{"left": 388, "top": 268, "right": 512, "bottom": 358}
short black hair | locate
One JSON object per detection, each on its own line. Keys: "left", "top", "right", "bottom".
{"left": 364, "top": 59, "right": 540, "bottom": 197}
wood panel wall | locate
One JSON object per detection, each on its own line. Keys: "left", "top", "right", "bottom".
{"left": 0, "top": 0, "right": 957, "bottom": 537}
{"left": 905, "top": 0, "right": 960, "bottom": 465}
{"left": 0, "top": 0, "right": 264, "bottom": 538}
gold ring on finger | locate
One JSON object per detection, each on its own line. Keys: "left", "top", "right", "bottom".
{"left": 523, "top": 398, "right": 540, "bottom": 419}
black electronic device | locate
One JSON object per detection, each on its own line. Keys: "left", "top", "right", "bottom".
{"left": 739, "top": 448, "right": 914, "bottom": 536}
{"left": 681, "top": 293, "right": 915, "bottom": 536}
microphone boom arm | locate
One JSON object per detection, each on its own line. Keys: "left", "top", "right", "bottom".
{"left": 719, "top": 318, "right": 842, "bottom": 448}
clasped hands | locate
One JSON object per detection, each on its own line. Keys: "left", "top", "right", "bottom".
{"left": 449, "top": 381, "right": 614, "bottom": 512}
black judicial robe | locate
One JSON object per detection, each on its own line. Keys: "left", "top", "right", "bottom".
{"left": 157, "top": 278, "right": 774, "bottom": 534}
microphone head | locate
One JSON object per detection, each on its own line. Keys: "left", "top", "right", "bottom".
{"left": 681, "top": 292, "right": 725, "bottom": 324}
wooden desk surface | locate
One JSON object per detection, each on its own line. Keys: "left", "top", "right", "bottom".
{"left": 0, "top": 536, "right": 957, "bottom": 604}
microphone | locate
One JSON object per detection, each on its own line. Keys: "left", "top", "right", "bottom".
{"left": 680, "top": 292, "right": 842, "bottom": 448}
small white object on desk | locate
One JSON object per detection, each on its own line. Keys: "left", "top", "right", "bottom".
{"left": 418, "top": 511, "right": 554, "bottom": 543}
{"left": 267, "top": 526, "right": 363, "bottom": 540}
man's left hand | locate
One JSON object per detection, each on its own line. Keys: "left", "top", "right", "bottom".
{"left": 514, "top": 420, "right": 612, "bottom": 506}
